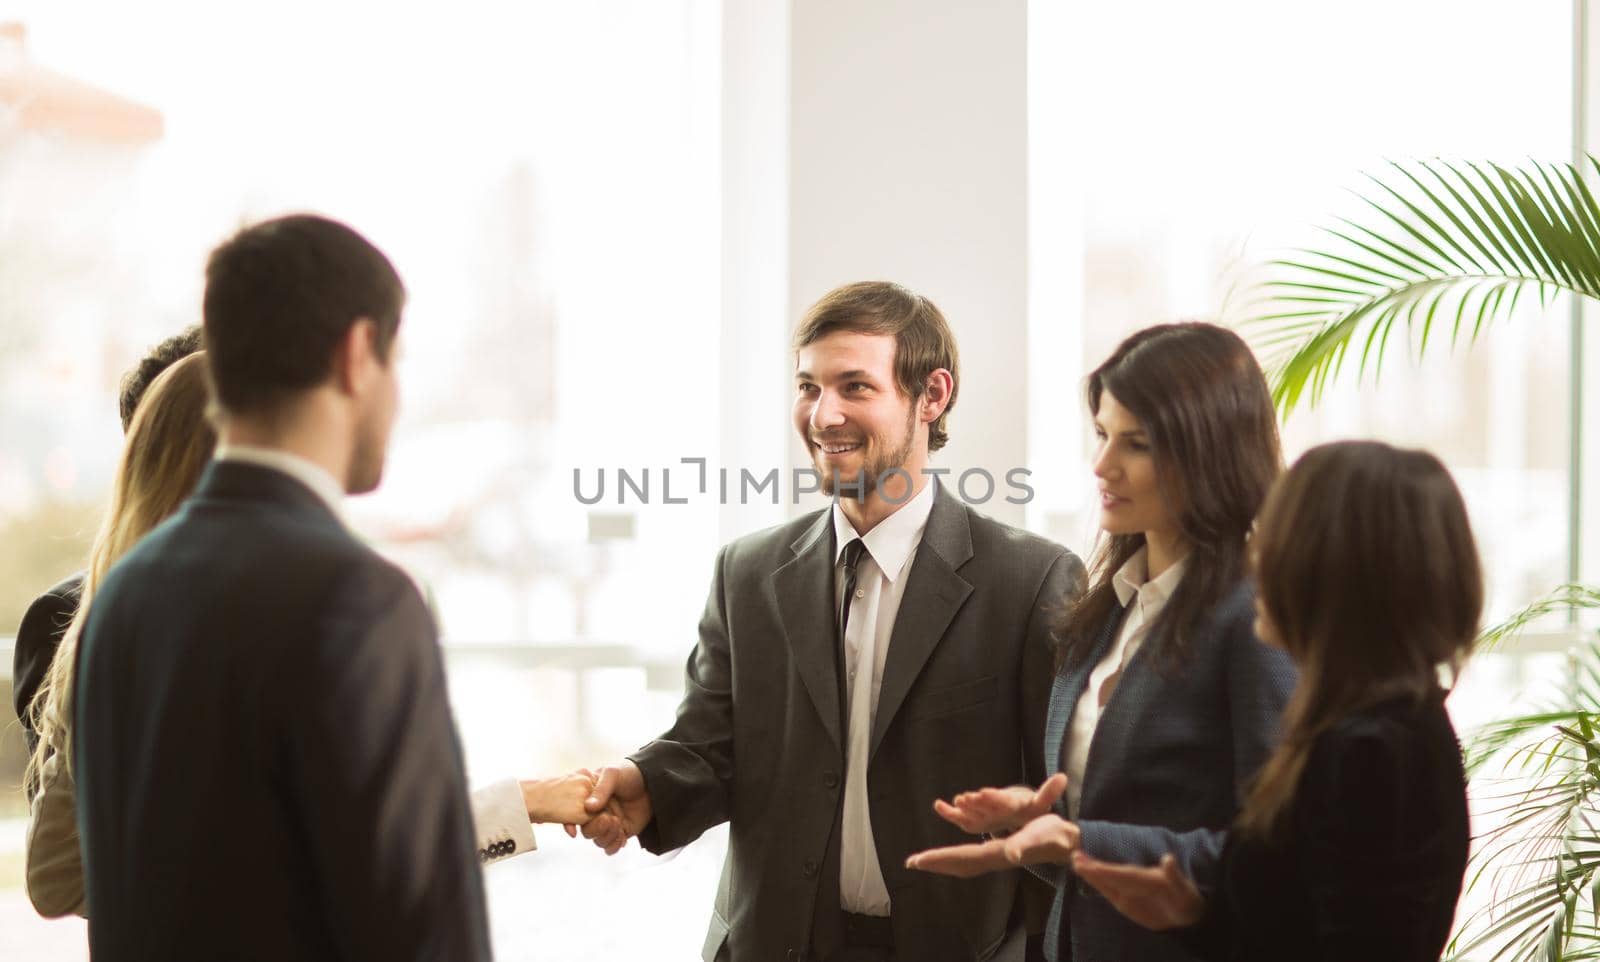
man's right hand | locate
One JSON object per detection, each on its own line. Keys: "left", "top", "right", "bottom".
{"left": 574, "top": 760, "right": 653, "bottom": 855}
{"left": 932, "top": 772, "right": 1069, "bottom": 836}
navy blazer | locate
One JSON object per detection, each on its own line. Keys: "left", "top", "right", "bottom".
{"left": 1040, "top": 580, "right": 1296, "bottom": 962}
{"left": 1184, "top": 692, "right": 1469, "bottom": 962}
{"left": 74, "top": 462, "right": 490, "bottom": 961}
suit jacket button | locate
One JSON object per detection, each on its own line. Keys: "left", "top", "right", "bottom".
{"left": 802, "top": 858, "right": 819, "bottom": 878}
{"left": 823, "top": 771, "right": 839, "bottom": 789}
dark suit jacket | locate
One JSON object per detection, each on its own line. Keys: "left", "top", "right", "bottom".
{"left": 73, "top": 461, "right": 490, "bottom": 961}
{"left": 1186, "top": 691, "right": 1469, "bottom": 962}
{"left": 13, "top": 572, "right": 83, "bottom": 753}
{"left": 1042, "top": 581, "right": 1296, "bottom": 962}
{"left": 630, "top": 485, "right": 1085, "bottom": 962}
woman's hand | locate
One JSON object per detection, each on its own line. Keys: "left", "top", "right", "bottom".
{"left": 907, "top": 809, "right": 1082, "bottom": 877}
{"left": 520, "top": 770, "right": 597, "bottom": 825}
{"left": 932, "top": 772, "right": 1069, "bottom": 836}
{"left": 1071, "top": 851, "right": 1205, "bottom": 931}
{"left": 905, "top": 836, "right": 1013, "bottom": 878}
{"left": 999, "top": 813, "right": 1080, "bottom": 867}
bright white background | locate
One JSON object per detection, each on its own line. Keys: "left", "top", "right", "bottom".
{"left": 0, "top": 1, "right": 1584, "bottom": 958}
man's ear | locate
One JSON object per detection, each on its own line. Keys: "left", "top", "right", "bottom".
{"left": 331, "top": 319, "right": 379, "bottom": 396}
{"left": 920, "top": 368, "right": 954, "bottom": 424}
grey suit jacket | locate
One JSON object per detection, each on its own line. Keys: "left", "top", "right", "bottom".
{"left": 1041, "top": 580, "right": 1296, "bottom": 962}
{"left": 630, "top": 484, "right": 1085, "bottom": 962}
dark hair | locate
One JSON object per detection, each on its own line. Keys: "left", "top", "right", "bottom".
{"left": 118, "top": 326, "right": 202, "bottom": 432}
{"left": 1056, "top": 322, "right": 1281, "bottom": 666}
{"left": 202, "top": 214, "right": 405, "bottom": 416}
{"left": 1238, "top": 441, "right": 1481, "bottom": 838}
{"left": 791, "top": 281, "right": 960, "bottom": 451}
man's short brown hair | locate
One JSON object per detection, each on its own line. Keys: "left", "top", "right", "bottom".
{"left": 203, "top": 214, "right": 405, "bottom": 418}
{"left": 791, "top": 281, "right": 960, "bottom": 452}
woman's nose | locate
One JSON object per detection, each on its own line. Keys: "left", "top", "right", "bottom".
{"left": 1092, "top": 446, "right": 1119, "bottom": 480}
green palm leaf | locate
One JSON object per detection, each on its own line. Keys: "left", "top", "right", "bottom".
{"left": 1447, "top": 718, "right": 1600, "bottom": 962}
{"left": 1449, "top": 586, "right": 1600, "bottom": 962}
{"left": 1246, "top": 158, "right": 1600, "bottom": 412}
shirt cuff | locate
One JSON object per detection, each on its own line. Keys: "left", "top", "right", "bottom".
{"left": 470, "top": 778, "right": 537, "bottom": 865}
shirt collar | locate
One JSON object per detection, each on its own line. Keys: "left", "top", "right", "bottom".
{"left": 215, "top": 444, "right": 347, "bottom": 524}
{"left": 1111, "top": 545, "right": 1187, "bottom": 608}
{"left": 830, "top": 478, "right": 937, "bottom": 583}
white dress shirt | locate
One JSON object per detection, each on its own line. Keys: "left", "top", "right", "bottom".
{"left": 215, "top": 444, "right": 536, "bottom": 861}
{"left": 832, "top": 479, "right": 937, "bottom": 916}
{"left": 1063, "top": 546, "right": 1186, "bottom": 819}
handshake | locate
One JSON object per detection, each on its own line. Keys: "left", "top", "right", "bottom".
{"left": 518, "top": 760, "right": 654, "bottom": 855}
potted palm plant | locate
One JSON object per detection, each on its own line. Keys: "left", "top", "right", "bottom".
{"left": 1249, "top": 158, "right": 1600, "bottom": 962}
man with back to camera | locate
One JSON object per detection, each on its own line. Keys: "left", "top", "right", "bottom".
{"left": 70, "top": 214, "right": 587, "bottom": 958}
{"left": 13, "top": 326, "right": 201, "bottom": 754}
{"left": 578, "top": 281, "right": 1087, "bottom": 962}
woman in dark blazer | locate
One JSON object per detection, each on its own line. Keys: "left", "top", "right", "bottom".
{"left": 1071, "top": 441, "right": 1477, "bottom": 962}
{"left": 908, "top": 322, "right": 1297, "bottom": 962}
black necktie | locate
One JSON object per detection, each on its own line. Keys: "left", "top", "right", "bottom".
{"left": 839, "top": 538, "right": 866, "bottom": 642}
{"left": 836, "top": 538, "right": 866, "bottom": 733}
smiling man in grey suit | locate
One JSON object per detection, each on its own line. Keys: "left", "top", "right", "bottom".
{"left": 580, "top": 282, "right": 1086, "bottom": 962}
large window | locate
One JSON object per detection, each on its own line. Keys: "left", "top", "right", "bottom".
{"left": 0, "top": 2, "right": 724, "bottom": 956}
{"left": 1029, "top": 0, "right": 1572, "bottom": 620}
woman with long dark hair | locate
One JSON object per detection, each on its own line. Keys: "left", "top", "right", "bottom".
{"left": 907, "top": 323, "right": 1296, "bottom": 962}
{"left": 1070, "top": 441, "right": 1478, "bottom": 962}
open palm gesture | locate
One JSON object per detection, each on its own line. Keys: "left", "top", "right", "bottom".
{"left": 1070, "top": 851, "right": 1205, "bottom": 931}
{"left": 931, "top": 772, "right": 1069, "bottom": 836}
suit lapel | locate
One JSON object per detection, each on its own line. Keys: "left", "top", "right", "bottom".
{"left": 1078, "top": 608, "right": 1152, "bottom": 816}
{"left": 1044, "top": 606, "right": 1124, "bottom": 805}
{"left": 772, "top": 510, "right": 845, "bottom": 754}
{"left": 868, "top": 487, "right": 974, "bottom": 762}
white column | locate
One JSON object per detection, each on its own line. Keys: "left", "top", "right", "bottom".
{"left": 786, "top": 0, "right": 1031, "bottom": 525}
{"left": 719, "top": 0, "right": 793, "bottom": 542}
{"left": 1026, "top": 0, "right": 1086, "bottom": 540}
{"left": 1577, "top": 0, "right": 1600, "bottom": 606}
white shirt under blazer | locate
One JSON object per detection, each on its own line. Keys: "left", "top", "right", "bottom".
{"left": 831, "top": 479, "right": 938, "bottom": 916}
{"left": 1063, "top": 546, "right": 1186, "bottom": 818}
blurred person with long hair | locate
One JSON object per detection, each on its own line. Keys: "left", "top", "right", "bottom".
{"left": 24, "top": 351, "right": 216, "bottom": 918}
{"left": 907, "top": 323, "right": 1296, "bottom": 962}
{"left": 13, "top": 326, "right": 202, "bottom": 753}
{"left": 1069, "top": 440, "right": 1478, "bottom": 962}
